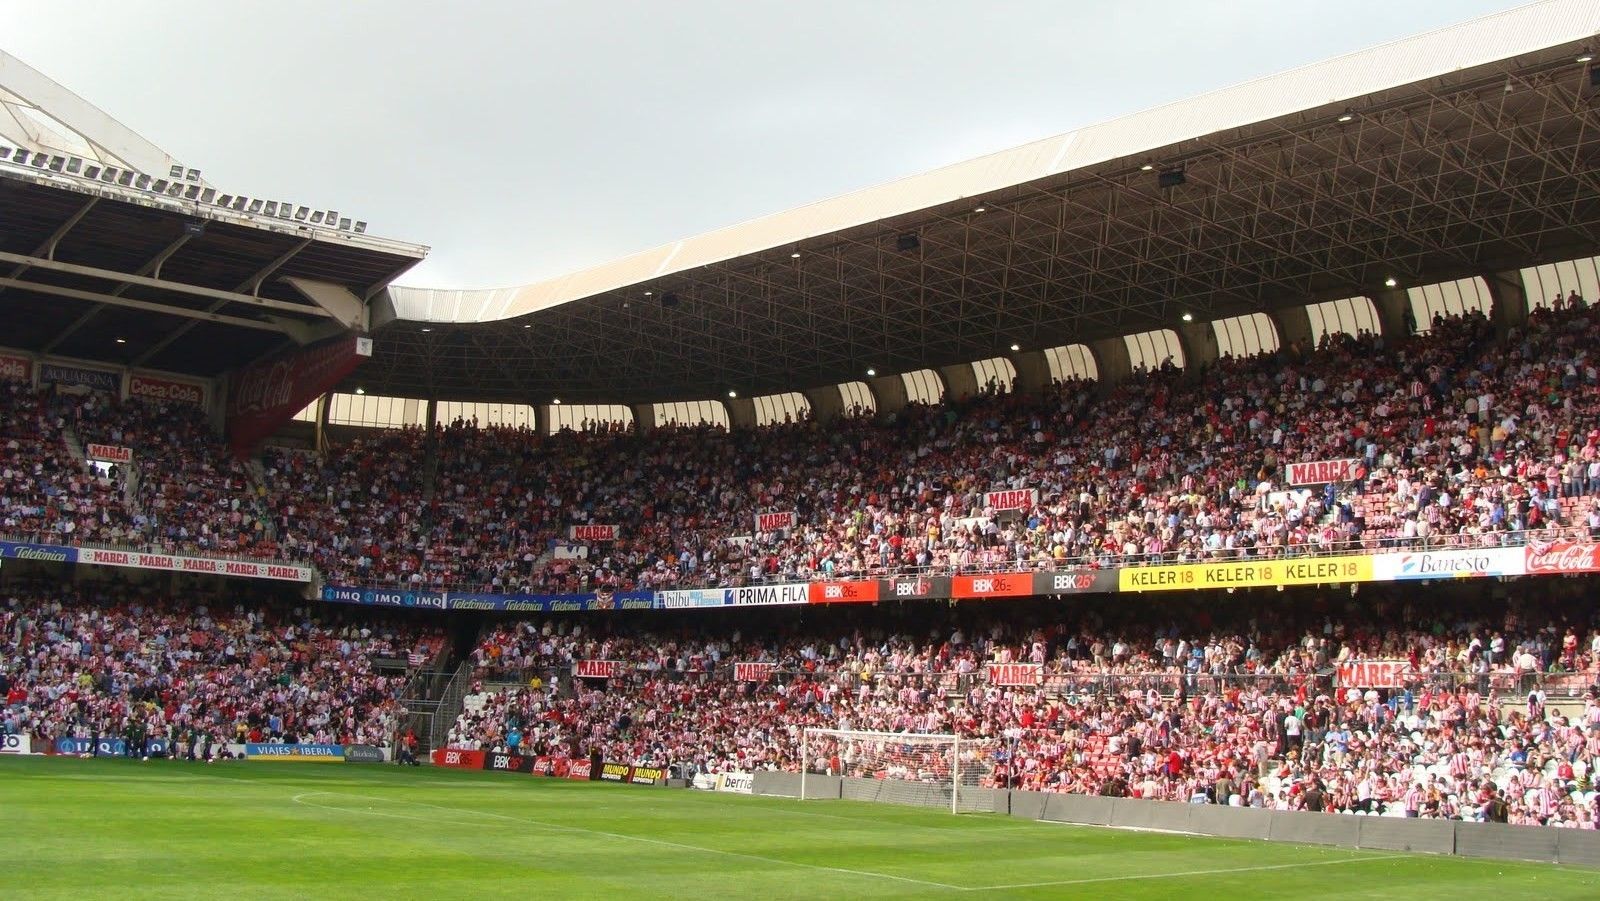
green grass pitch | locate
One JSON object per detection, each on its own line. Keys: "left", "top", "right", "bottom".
{"left": 3, "top": 756, "right": 1597, "bottom": 899}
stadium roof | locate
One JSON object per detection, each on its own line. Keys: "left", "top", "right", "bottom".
{"left": 363, "top": 0, "right": 1600, "bottom": 405}
{"left": 0, "top": 50, "right": 428, "bottom": 378}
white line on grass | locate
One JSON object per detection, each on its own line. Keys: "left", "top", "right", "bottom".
{"left": 291, "top": 791, "right": 965, "bottom": 891}
{"left": 964, "top": 853, "right": 1411, "bottom": 891}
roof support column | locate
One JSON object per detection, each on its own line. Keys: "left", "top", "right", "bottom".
{"left": 1270, "top": 305, "right": 1315, "bottom": 359}
{"left": 725, "top": 396, "right": 756, "bottom": 429}
{"left": 1370, "top": 287, "right": 1414, "bottom": 340}
{"left": 534, "top": 403, "right": 549, "bottom": 436}
{"left": 803, "top": 385, "right": 843, "bottom": 424}
{"left": 1174, "top": 320, "right": 1216, "bottom": 379}
{"left": 867, "top": 374, "right": 908, "bottom": 418}
{"left": 1483, "top": 270, "right": 1530, "bottom": 337}
{"left": 1009, "top": 350, "right": 1051, "bottom": 396}
{"left": 315, "top": 391, "right": 332, "bottom": 454}
{"left": 1089, "top": 337, "right": 1132, "bottom": 393}
{"left": 630, "top": 403, "right": 656, "bottom": 435}
{"left": 938, "top": 363, "right": 978, "bottom": 402}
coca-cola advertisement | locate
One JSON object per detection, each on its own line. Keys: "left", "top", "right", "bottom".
{"left": 226, "top": 335, "right": 371, "bottom": 456}
{"left": 1525, "top": 541, "right": 1600, "bottom": 575}
{"left": 0, "top": 352, "right": 31, "bottom": 383}
{"left": 130, "top": 373, "right": 207, "bottom": 407}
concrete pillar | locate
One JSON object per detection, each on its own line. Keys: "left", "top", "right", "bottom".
{"left": 803, "top": 385, "right": 843, "bottom": 424}
{"left": 534, "top": 403, "right": 550, "bottom": 435}
{"left": 1483, "top": 270, "right": 1530, "bottom": 336}
{"left": 630, "top": 403, "right": 655, "bottom": 434}
{"left": 315, "top": 391, "right": 332, "bottom": 453}
{"left": 724, "top": 396, "right": 756, "bottom": 429}
{"left": 1174, "top": 320, "right": 1217, "bottom": 380}
{"left": 1271, "top": 305, "right": 1315, "bottom": 358}
{"left": 1009, "top": 350, "right": 1051, "bottom": 395}
{"left": 1089, "top": 336, "right": 1132, "bottom": 389}
{"left": 867, "top": 373, "right": 908, "bottom": 417}
{"left": 1370, "top": 287, "right": 1413, "bottom": 339}
{"left": 939, "top": 363, "right": 979, "bottom": 401}
{"left": 425, "top": 398, "right": 437, "bottom": 430}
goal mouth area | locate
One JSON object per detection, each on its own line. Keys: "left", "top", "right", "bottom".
{"left": 799, "top": 728, "right": 998, "bottom": 814}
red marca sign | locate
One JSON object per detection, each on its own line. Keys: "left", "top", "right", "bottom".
{"left": 734, "top": 662, "right": 776, "bottom": 682}
{"left": 986, "top": 663, "right": 1042, "bottom": 686}
{"left": 1286, "top": 458, "right": 1361, "bottom": 486}
{"left": 953, "top": 573, "right": 1033, "bottom": 599}
{"left": 1525, "top": 542, "right": 1600, "bottom": 575}
{"left": 755, "top": 511, "right": 796, "bottom": 532}
{"left": 129, "top": 373, "right": 206, "bottom": 406}
{"left": 573, "top": 659, "right": 624, "bottom": 679}
{"left": 807, "top": 580, "right": 879, "bottom": 603}
{"left": 1335, "top": 659, "right": 1411, "bottom": 689}
{"left": 569, "top": 524, "right": 618, "bottom": 542}
{"left": 984, "top": 488, "right": 1038, "bottom": 512}
{"left": 85, "top": 444, "right": 133, "bottom": 464}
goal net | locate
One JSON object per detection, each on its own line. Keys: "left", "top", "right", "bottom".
{"left": 800, "top": 728, "right": 998, "bottom": 814}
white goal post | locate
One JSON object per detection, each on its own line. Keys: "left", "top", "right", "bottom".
{"left": 800, "top": 728, "right": 997, "bottom": 814}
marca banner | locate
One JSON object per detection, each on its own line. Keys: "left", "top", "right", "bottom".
{"left": 0, "top": 734, "right": 31, "bottom": 755}
{"left": 483, "top": 752, "right": 538, "bottom": 774}
{"left": 1286, "top": 458, "right": 1362, "bottom": 486}
{"left": 952, "top": 573, "right": 1034, "bottom": 599}
{"left": 1032, "top": 569, "right": 1119, "bottom": 595}
{"left": 755, "top": 510, "right": 797, "bottom": 533}
{"left": 807, "top": 580, "right": 879, "bottom": 604}
{"left": 129, "top": 372, "right": 207, "bottom": 406}
{"left": 0, "top": 540, "right": 78, "bottom": 564}
{"left": 1335, "top": 659, "right": 1413, "bottom": 689}
{"left": 85, "top": 443, "right": 133, "bottom": 464}
{"left": 656, "top": 588, "right": 727, "bottom": 609}
{"left": 984, "top": 488, "right": 1038, "bottom": 512}
{"left": 431, "top": 749, "right": 486, "bottom": 769}
{"left": 723, "top": 584, "right": 810, "bottom": 606}
{"left": 883, "top": 575, "right": 951, "bottom": 601}
{"left": 1372, "top": 547, "right": 1525, "bottom": 581}
{"left": 244, "top": 743, "right": 345, "bottom": 762}
{"left": 227, "top": 334, "right": 372, "bottom": 456}
{"left": 77, "top": 547, "right": 312, "bottom": 582}
{"left": 1525, "top": 541, "right": 1600, "bottom": 576}
{"left": 574, "top": 659, "right": 624, "bottom": 679}
{"left": 717, "top": 772, "right": 755, "bottom": 794}
{"left": 567, "top": 759, "right": 593, "bottom": 781}
{"left": 0, "top": 352, "right": 32, "bottom": 383}
{"left": 599, "top": 761, "right": 633, "bottom": 782}
{"left": 1119, "top": 555, "right": 1375, "bottom": 592}
{"left": 987, "top": 663, "right": 1043, "bottom": 686}
{"left": 734, "top": 662, "right": 776, "bottom": 682}
{"left": 40, "top": 362, "right": 119, "bottom": 392}
{"left": 321, "top": 586, "right": 448, "bottom": 611}
{"left": 569, "top": 524, "right": 619, "bottom": 542}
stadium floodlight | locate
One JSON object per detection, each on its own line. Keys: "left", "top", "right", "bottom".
{"left": 30, "top": 152, "right": 46, "bottom": 167}
{"left": 186, "top": 168, "right": 201, "bottom": 181}
{"left": 278, "top": 202, "right": 294, "bottom": 219}
{"left": 48, "top": 156, "right": 65, "bottom": 172}
{"left": 1337, "top": 110, "right": 1354, "bottom": 122}
{"left": 294, "top": 206, "right": 309, "bottom": 221}
{"left": 1579, "top": 51, "right": 1594, "bottom": 62}
{"left": 1010, "top": 343, "right": 1020, "bottom": 351}
{"left": 1181, "top": 312, "right": 1194, "bottom": 322}
{"left": 249, "top": 199, "right": 264, "bottom": 213}
{"left": 11, "top": 147, "right": 27, "bottom": 163}
{"left": 152, "top": 179, "right": 168, "bottom": 194}
{"left": 117, "top": 171, "right": 135, "bottom": 186}
{"left": 135, "top": 174, "right": 151, "bottom": 189}
{"left": 231, "top": 196, "right": 248, "bottom": 211}
{"left": 1140, "top": 163, "right": 1154, "bottom": 171}
{"left": 100, "top": 167, "right": 117, "bottom": 182}
{"left": 326, "top": 210, "right": 339, "bottom": 225}
{"left": 727, "top": 390, "right": 737, "bottom": 398}
{"left": 200, "top": 188, "right": 216, "bottom": 203}
{"left": 338, "top": 218, "right": 351, "bottom": 230}
{"left": 262, "top": 201, "right": 277, "bottom": 216}
{"left": 84, "top": 165, "right": 101, "bottom": 180}
{"left": 1384, "top": 277, "right": 1398, "bottom": 287}
{"left": 310, "top": 211, "right": 324, "bottom": 224}
{"left": 552, "top": 398, "right": 562, "bottom": 405}
{"left": 184, "top": 184, "right": 201, "bottom": 200}
{"left": 217, "top": 194, "right": 233, "bottom": 207}
{"left": 354, "top": 387, "right": 365, "bottom": 395}
{"left": 866, "top": 368, "right": 876, "bottom": 377}
{"left": 169, "top": 164, "right": 183, "bottom": 179}
{"left": 353, "top": 221, "right": 367, "bottom": 233}
{"left": 65, "top": 157, "right": 82, "bottom": 174}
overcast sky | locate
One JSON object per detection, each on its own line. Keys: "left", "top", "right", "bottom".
{"left": 5, "top": 0, "right": 1526, "bottom": 289}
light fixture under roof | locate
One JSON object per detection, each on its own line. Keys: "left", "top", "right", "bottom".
{"left": 790, "top": 252, "right": 801, "bottom": 258}
{"left": 552, "top": 398, "right": 562, "bottom": 405}
{"left": 420, "top": 327, "right": 431, "bottom": 333}
{"left": 1337, "top": 111, "right": 1354, "bottom": 123}
{"left": 115, "top": 337, "right": 127, "bottom": 344}
{"left": 866, "top": 368, "right": 876, "bottom": 377}
{"left": 1579, "top": 50, "right": 1594, "bottom": 62}
{"left": 1140, "top": 163, "right": 1154, "bottom": 171}
{"left": 727, "top": 390, "right": 737, "bottom": 398}
{"left": 973, "top": 204, "right": 986, "bottom": 212}
{"left": 354, "top": 387, "right": 366, "bottom": 395}
{"left": 1009, "top": 343, "right": 1020, "bottom": 352}
{"left": 1384, "top": 277, "right": 1398, "bottom": 288}
{"left": 1181, "top": 312, "right": 1193, "bottom": 322}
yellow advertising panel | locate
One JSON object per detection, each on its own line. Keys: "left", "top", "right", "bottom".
{"left": 1118, "top": 555, "right": 1375, "bottom": 592}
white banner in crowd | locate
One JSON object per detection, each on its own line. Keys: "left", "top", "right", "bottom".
{"left": 76, "top": 548, "right": 313, "bottom": 582}
{"left": 716, "top": 772, "right": 755, "bottom": 794}
{"left": 1286, "top": 458, "right": 1361, "bottom": 486}
{"left": 755, "top": 511, "right": 796, "bottom": 532}
{"left": 983, "top": 488, "right": 1038, "bottom": 512}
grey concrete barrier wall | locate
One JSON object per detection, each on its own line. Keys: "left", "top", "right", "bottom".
{"left": 963, "top": 786, "right": 1009, "bottom": 815}
{"left": 752, "top": 770, "right": 805, "bottom": 798}
{"left": 1109, "top": 798, "right": 1196, "bottom": 832}
{"left": 1455, "top": 821, "right": 1559, "bottom": 863}
{"left": 1356, "top": 816, "right": 1454, "bottom": 855}
{"left": 1189, "top": 804, "right": 1273, "bottom": 841}
{"left": 1009, "top": 790, "right": 1047, "bottom": 822}
{"left": 1040, "top": 792, "right": 1114, "bottom": 826}
{"left": 1555, "top": 829, "right": 1600, "bottom": 868}
{"left": 1268, "top": 810, "right": 1361, "bottom": 849}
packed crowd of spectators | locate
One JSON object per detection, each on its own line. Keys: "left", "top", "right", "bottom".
{"left": 305, "top": 302, "right": 1600, "bottom": 593}
{"left": 446, "top": 582, "right": 1600, "bottom": 828}
{"left": 2, "top": 304, "right": 1597, "bottom": 593}
{"left": 0, "top": 582, "right": 444, "bottom": 753}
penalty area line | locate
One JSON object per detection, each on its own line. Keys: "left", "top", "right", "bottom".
{"left": 291, "top": 790, "right": 965, "bottom": 891}
{"left": 964, "top": 853, "right": 1412, "bottom": 891}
